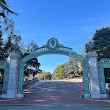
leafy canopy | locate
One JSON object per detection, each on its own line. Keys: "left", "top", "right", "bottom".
{"left": 85, "top": 27, "right": 110, "bottom": 60}
{"left": 52, "top": 58, "right": 82, "bottom": 79}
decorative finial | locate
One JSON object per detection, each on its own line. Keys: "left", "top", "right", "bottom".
{"left": 86, "top": 40, "right": 95, "bottom": 52}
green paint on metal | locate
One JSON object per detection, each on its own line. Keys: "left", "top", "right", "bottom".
{"left": 18, "top": 38, "right": 89, "bottom": 95}
{"left": 82, "top": 59, "right": 89, "bottom": 94}
{"left": 0, "top": 60, "right": 9, "bottom": 94}
{"left": 98, "top": 58, "right": 110, "bottom": 94}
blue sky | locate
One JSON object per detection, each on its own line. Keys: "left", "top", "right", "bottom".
{"left": 9, "top": 0, "right": 110, "bottom": 73}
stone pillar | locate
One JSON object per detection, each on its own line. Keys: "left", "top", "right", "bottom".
{"left": 87, "top": 51, "right": 101, "bottom": 98}
{"left": 6, "top": 52, "right": 21, "bottom": 98}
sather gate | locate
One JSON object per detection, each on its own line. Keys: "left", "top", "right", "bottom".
{"left": 18, "top": 38, "right": 89, "bottom": 98}
{"left": 1, "top": 38, "right": 108, "bottom": 98}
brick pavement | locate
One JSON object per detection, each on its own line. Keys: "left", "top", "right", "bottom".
{"left": 0, "top": 80, "right": 110, "bottom": 106}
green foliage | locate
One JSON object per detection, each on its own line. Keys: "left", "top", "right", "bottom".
{"left": 52, "top": 58, "right": 82, "bottom": 79}
{"left": 35, "top": 73, "right": 44, "bottom": 81}
{"left": 53, "top": 64, "right": 64, "bottom": 79}
{"left": 35, "top": 72, "right": 51, "bottom": 81}
{"left": 21, "top": 41, "right": 41, "bottom": 77}
{"left": 63, "top": 58, "right": 80, "bottom": 78}
{"left": 0, "top": 33, "right": 41, "bottom": 77}
{"left": 24, "top": 58, "right": 41, "bottom": 77}
{"left": 77, "top": 66, "right": 82, "bottom": 76}
{"left": 43, "top": 72, "right": 52, "bottom": 80}
{"left": 85, "top": 27, "right": 110, "bottom": 60}
{"left": 0, "top": 32, "right": 13, "bottom": 59}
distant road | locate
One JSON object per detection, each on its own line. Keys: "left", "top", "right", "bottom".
{"left": 51, "top": 78, "right": 83, "bottom": 82}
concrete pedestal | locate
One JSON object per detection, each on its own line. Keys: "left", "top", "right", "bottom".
{"left": 16, "top": 94, "right": 24, "bottom": 98}
{"left": 83, "top": 94, "right": 90, "bottom": 98}
{"left": 6, "top": 53, "right": 21, "bottom": 98}
{"left": 1, "top": 94, "right": 7, "bottom": 98}
{"left": 87, "top": 51, "right": 101, "bottom": 98}
{"left": 101, "top": 94, "right": 108, "bottom": 98}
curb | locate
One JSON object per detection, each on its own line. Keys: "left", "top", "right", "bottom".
{"left": 0, "top": 104, "right": 110, "bottom": 107}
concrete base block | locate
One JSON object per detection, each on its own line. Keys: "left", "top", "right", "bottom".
{"left": 1, "top": 94, "right": 7, "bottom": 98}
{"left": 1, "top": 94, "right": 24, "bottom": 98}
{"left": 6, "top": 93, "right": 16, "bottom": 98}
{"left": 90, "top": 94, "right": 101, "bottom": 98}
{"left": 82, "top": 94, "right": 90, "bottom": 98}
{"left": 2, "top": 94, "right": 16, "bottom": 98}
{"left": 16, "top": 94, "right": 24, "bottom": 98}
{"left": 101, "top": 94, "right": 108, "bottom": 98}
{"left": 2, "top": 94, "right": 15, "bottom": 98}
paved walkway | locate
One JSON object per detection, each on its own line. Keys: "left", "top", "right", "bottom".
{"left": 0, "top": 79, "right": 110, "bottom": 106}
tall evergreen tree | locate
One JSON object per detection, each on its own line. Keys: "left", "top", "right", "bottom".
{"left": 85, "top": 27, "right": 110, "bottom": 60}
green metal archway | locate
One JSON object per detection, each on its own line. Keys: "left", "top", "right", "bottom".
{"left": 17, "top": 38, "right": 90, "bottom": 97}
{"left": 0, "top": 60, "right": 9, "bottom": 96}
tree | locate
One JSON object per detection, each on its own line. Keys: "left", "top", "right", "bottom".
{"left": 43, "top": 72, "right": 51, "bottom": 80}
{"left": 0, "top": 0, "right": 18, "bottom": 83}
{"left": 52, "top": 64, "right": 64, "bottom": 79}
{"left": 0, "top": 0, "right": 18, "bottom": 35}
{"left": 35, "top": 73, "right": 44, "bottom": 81}
{"left": 24, "top": 58, "right": 41, "bottom": 77}
{"left": 0, "top": 33, "right": 41, "bottom": 80}
{"left": 0, "top": 1, "right": 41, "bottom": 81}
{"left": 26, "top": 41, "right": 38, "bottom": 53}
{"left": 0, "top": 31, "right": 13, "bottom": 60}
{"left": 63, "top": 58, "right": 81, "bottom": 78}
{"left": 85, "top": 27, "right": 110, "bottom": 60}
{"left": 21, "top": 41, "right": 41, "bottom": 78}
{"left": 0, "top": 0, "right": 17, "bottom": 17}
{"left": 84, "top": 27, "right": 110, "bottom": 83}
{"left": 52, "top": 58, "right": 82, "bottom": 79}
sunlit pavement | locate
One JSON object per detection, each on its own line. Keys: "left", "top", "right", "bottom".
{"left": 0, "top": 79, "right": 110, "bottom": 109}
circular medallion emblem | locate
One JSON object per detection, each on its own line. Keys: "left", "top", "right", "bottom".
{"left": 48, "top": 38, "right": 58, "bottom": 49}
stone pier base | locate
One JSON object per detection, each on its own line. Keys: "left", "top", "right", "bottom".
{"left": 82, "top": 94, "right": 90, "bottom": 98}
{"left": 16, "top": 94, "right": 24, "bottom": 98}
